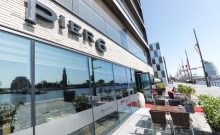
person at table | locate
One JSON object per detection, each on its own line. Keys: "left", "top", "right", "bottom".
{"left": 172, "top": 87, "right": 176, "bottom": 92}
{"left": 168, "top": 87, "right": 175, "bottom": 99}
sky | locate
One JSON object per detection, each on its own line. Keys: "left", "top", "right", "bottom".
{"left": 142, "top": 0, "right": 220, "bottom": 76}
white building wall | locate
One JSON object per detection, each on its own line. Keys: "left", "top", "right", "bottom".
{"left": 0, "top": 0, "right": 153, "bottom": 75}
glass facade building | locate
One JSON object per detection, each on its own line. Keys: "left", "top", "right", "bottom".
{"left": 0, "top": 0, "right": 153, "bottom": 134}
{"left": 0, "top": 31, "right": 139, "bottom": 135}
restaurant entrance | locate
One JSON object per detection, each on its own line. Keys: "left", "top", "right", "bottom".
{"left": 135, "top": 72, "right": 152, "bottom": 102}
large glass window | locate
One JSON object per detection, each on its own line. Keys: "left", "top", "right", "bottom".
{"left": 159, "top": 57, "right": 163, "bottom": 63}
{"left": 154, "top": 51, "right": 158, "bottom": 57}
{"left": 161, "top": 71, "right": 166, "bottom": 78}
{"left": 0, "top": 31, "right": 32, "bottom": 134}
{"left": 152, "top": 58, "right": 156, "bottom": 64}
{"left": 78, "top": 0, "right": 106, "bottom": 35}
{"left": 35, "top": 43, "right": 94, "bottom": 135}
{"left": 0, "top": 30, "right": 141, "bottom": 135}
{"left": 89, "top": 58, "right": 118, "bottom": 135}
{"left": 157, "top": 64, "right": 161, "bottom": 71}
{"left": 156, "top": 43, "right": 160, "bottom": 50}
{"left": 150, "top": 45, "right": 153, "bottom": 51}
{"left": 126, "top": 69, "right": 138, "bottom": 112}
{"left": 56, "top": 0, "right": 73, "bottom": 11}
{"left": 113, "top": 65, "right": 131, "bottom": 122}
{"left": 55, "top": 0, "right": 148, "bottom": 63}
{"left": 140, "top": 73, "right": 151, "bottom": 102}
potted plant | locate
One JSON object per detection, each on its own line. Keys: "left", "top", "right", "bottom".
{"left": 184, "top": 86, "right": 195, "bottom": 101}
{"left": 73, "top": 94, "right": 91, "bottom": 113}
{"left": 115, "top": 89, "right": 123, "bottom": 99}
{"left": 177, "top": 84, "right": 196, "bottom": 112}
{"left": 198, "top": 95, "right": 220, "bottom": 134}
{"left": 177, "top": 84, "right": 184, "bottom": 93}
{"left": 178, "top": 85, "right": 195, "bottom": 101}
{"left": 0, "top": 101, "right": 23, "bottom": 135}
{"left": 155, "top": 82, "right": 165, "bottom": 95}
{"left": 122, "top": 90, "right": 128, "bottom": 97}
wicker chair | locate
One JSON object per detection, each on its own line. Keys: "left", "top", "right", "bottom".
{"left": 149, "top": 110, "right": 171, "bottom": 135}
{"left": 170, "top": 112, "right": 194, "bottom": 135}
{"left": 168, "top": 99, "right": 181, "bottom": 106}
{"left": 154, "top": 99, "right": 165, "bottom": 106}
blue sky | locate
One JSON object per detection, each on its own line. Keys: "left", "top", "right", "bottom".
{"left": 142, "top": 0, "right": 220, "bottom": 76}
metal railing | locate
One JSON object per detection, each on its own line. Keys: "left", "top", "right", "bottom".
{"left": 197, "top": 80, "right": 220, "bottom": 87}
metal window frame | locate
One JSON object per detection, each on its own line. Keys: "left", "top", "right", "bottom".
{"left": 30, "top": 40, "right": 36, "bottom": 135}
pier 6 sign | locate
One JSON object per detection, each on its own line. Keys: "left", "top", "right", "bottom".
{"left": 25, "top": 0, "right": 107, "bottom": 53}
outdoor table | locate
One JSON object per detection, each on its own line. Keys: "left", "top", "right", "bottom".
{"left": 150, "top": 105, "right": 186, "bottom": 113}
{"left": 150, "top": 105, "right": 187, "bottom": 134}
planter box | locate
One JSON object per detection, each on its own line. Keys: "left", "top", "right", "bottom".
{"left": 184, "top": 103, "right": 195, "bottom": 113}
{"left": 64, "top": 90, "right": 75, "bottom": 102}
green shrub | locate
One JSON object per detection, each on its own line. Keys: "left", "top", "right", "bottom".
{"left": 177, "top": 84, "right": 184, "bottom": 93}
{"left": 198, "top": 95, "right": 220, "bottom": 132}
{"left": 155, "top": 83, "right": 165, "bottom": 90}
{"left": 0, "top": 101, "right": 23, "bottom": 127}
{"left": 73, "top": 94, "right": 90, "bottom": 112}
{"left": 184, "top": 86, "right": 195, "bottom": 95}
{"left": 177, "top": 84, "right": 195, "bottom": 95}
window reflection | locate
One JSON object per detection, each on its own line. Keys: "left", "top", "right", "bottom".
{"left": 0, "top": 31, "right": 141, "bottom": 134}
{"left": 89, "top": 58, "right": 119, "bottom": 135}
{"left": 113, "top": 65, "right": 131, "bottom": 122}
{"left": 128, "top": 69, "right": 138, "bottom": 112}
{"left": 90, "top": 59, "right": 115, "bottom": 105}
{"left": 113, "top": 65, "right": 128, "bottom": 100}
{"left": 35, "top": 42, "right": 94, "bottom": 134}
{"left": 0, "top": 31, "right": 32, "bottom": 134}
{"left": 57, "top": 0, "right": 148, "bottom": 63}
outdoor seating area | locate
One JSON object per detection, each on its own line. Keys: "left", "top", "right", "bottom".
{"left": 149, "top": 103, "right": 193, "bottom": 134}
{"left": 110, "top": 84, "right": 213, "bottom": 135}
{"left": 110, "top": 108, "right": 211, "bottom": 135}
{"left": 148, "top": 84, "right": 197, "bottom": 134}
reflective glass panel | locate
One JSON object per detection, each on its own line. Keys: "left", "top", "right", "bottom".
{"left": 140, "top": 73, "right": 151, "bottom": 102}
{"left": 0, "top": 31, "right": 32, "bottom": 134}
{"left": 126, "top": 69, "right": 138, "bottom": 112}
{"left": 89, "top": 58, "right": 118, "bottom": 135}
{"left": 35, "top": 43, "right": 94, "bottom": 135}
{"left": 113, "top": 65, "right": 131, "bottom": 122}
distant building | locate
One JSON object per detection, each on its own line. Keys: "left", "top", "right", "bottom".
{"left": 149, "top": 42, "right": 168, "bottom": 84}
{"left": 11, "top": 76, "right": 31, "bottom": 92}
{"left": 204, "top": 61, "right": 219, "bottom": 77}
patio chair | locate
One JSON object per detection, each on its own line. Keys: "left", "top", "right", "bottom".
{"left": 149, "top": 110, "right": 171, "bottom": 135}
{"left": 168, "top": 99, "right": 181, "bottom": 106}
{"left": 154, "top": 99, "right": 165, "bottom": 106}
{"left": 170, "top": 112, "right": 194, "bottom": 135}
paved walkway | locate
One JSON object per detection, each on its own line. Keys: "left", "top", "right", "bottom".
{"left": 110, "top": 108, "right": 212, "bottom": 135}
{"left": 169, "top": 83, "right": 220, "bottom": 97}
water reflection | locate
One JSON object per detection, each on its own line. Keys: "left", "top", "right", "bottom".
{"left": 0, "top": 31, "right": 32, "bottom": 134}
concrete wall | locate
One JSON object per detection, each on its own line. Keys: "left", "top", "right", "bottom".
{"left": 0, "top": 0, "right": 153, "bottom": 74}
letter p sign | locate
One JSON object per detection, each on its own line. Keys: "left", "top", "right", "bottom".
{"left": 25, "top": 0, "right": 57, "bottom": 24}
{"left": 25, "top": 0, "right": 36, "bottom": 24}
